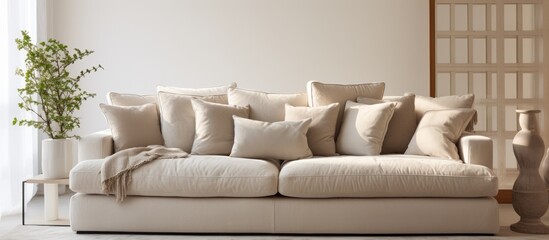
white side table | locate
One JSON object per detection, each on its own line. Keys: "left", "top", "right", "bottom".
{"left": 22, "top": 174, "right": 69, "bottom": 226}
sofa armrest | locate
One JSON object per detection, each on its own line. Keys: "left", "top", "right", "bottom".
{"left": 458, "top": 133, "right": 493, "bottom": 169}
{"left": 78, "top": 129, "right": 114, "bottom": 162}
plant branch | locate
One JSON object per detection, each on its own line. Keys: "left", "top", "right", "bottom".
{"left": 13, "top": 30, "right": 101, "bottom": 139}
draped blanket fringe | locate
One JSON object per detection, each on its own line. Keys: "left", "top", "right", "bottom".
{"left": 101, "top": 146, "right": 188, "bottom": 203}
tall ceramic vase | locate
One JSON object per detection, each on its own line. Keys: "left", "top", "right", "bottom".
{"left": 41, "top": 138, "right": 76, "bottom": 179}
{"left": 541, "top": 149, "right": 549, "bottom": 194}
{"left": 511, "top": 109, "right": 549, "bottom": 234}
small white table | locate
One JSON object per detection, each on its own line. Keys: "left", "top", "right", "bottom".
{"left": 22, "top": 175, "right": 69, "bottom": 226}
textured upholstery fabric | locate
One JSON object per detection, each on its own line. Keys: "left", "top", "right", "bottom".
{"left": 230, "top": 116, "right": 312, "bottom": 161}
{"left": 405, "top": 109, "right": 476, "bottom": 159}
{"left": 78, "top": 129, "right": 113, "bottom": 162}
{"left": 306, "top": 81, "right": 385, "bottom": 135}
{"left": 157, "top": 82, "right": 236, "bottom": 95}
{"left": 70, "top": 194, "right": 277, "bottom": 233}
{"left": 77, "top": 83, "right": 499, "bottom": 234}
{"left": 71, "top": 194, "right": 499, "bottom": 234}
{"left": 157, "top": 91, "right": 227, "bottom": 152}
{"left": 458, "top": 133, "right": 494, "bottom": 168}
{"left": 191, "top": 99, "right": 249, "bottom": 155}
{"left": 357, "top": 94, "right": 416, "bottom": 154}
{"left": 413, "top": 93, "right": 475, "bottom": 121}
{"left": 99, "top": 103, "right": 163, "bottom": 152}
{"left": 228, "top": 88, "right": 307, "bottom": 122}
{"left": 76, "top": 128, "right": 496, "bottom": 169}
{"left": 273, "top": 197, "right": 499, "bottom": 234}
{"left": 106, "top": 92, "right": 157, "bottom": 106}
{"left": 412, "top": 93, "right": 476, "bottom": 131}
{"left": 336, "top": 101, "right": 395, "bottom": 155}
{"left": 70, "top": 155, "right": 280, "bottom": 197}
{"left": 278, "top": 155, "right": 498, "bottom": 198}
{"left": 284, "top": 103, "right": 339, "bottom": 156}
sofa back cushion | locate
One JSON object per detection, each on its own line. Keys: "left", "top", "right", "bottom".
{"left": 157, "top": 91, "right": 227, "bottom": 152}
{"left": 228, "top": 88, "right": 307, "bottom": 122}
{"left": 284, "top": 103, "right": 339, "bottom": 156}
{"left": 357, "top": 94, "right": 416, "bottom": 154}
{"left": 336, "top": 101, "right": 395, "bottom": 156}
{"left": 230, "top": 116, "right": 312, "bottom": 161}
{"left": 191, "top": 99, "right": 249, "bottom": 155}
{"left": 157, "top": 82, "right": 236, "bottom": 95}
{"left": 99, "top": 103, "right": 164, "bottom": 152}
{"left": 412, "top": 93, "right": 476, "bottom": 131}
{"left": 307, "top": 81, "right": 385, "bottom": 135}
{"left": 106, "top": 92, "right": 157, "bottom": 106}
{"left": 106, "top": 82, "right": 236, "bottom": 107}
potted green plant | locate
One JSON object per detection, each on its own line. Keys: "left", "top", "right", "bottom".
{"left": 13, "top": 31, "right": 103, "bottom": 179}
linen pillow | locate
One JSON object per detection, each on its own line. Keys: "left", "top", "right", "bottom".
{"left": 157, "top": 82, "right": 236, "bottom": 95}
{"left": 228, "top": 88, "right": 307, "bottom": 122}
{"left": 284, "top": 103, "right": 339, "bottom": 156}
{"left": 99, "top": 103, "right": 164, "bottom": 152}
{"left": 336, "top": 101, "right": 395, "bottom": 156}
{"left": 106, "top": 92, "right": 157, "bottom": 106}
{"left": 157, "top": 91, "right": 228, "bottom": 152}
{"left": 191, "top": 99, "right": 250, "bottom": 155}
{"left": 405, "top": 109, "right": 476, "bottom": 160}
{"left": 357, "top": 94, "right": 416, "bottom": 154}
{"left": 412, "top": 93, "right": 476, "bottom": 130}
{"left": 230, "top": 116, "right": 312, "bottom": 161}
{"left": 307, "top": 81, "right": 386, "bottom": 135}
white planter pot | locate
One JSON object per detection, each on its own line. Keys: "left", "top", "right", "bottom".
{"left": 41, "top": 138, "right": 76, "bottom": 179}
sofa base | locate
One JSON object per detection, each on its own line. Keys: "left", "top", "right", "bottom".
{"left": 70, "top": 194, "right": 499, "bottom": 234}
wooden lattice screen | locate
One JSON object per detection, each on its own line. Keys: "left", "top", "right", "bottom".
{"left": 430, "top": 0, "right": 544, "bottom": 187}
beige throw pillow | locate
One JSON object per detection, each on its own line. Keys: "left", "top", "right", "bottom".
{"left": 284, "top": 103, "right": 339, "bottom": 156}
{"left": 230, "top": 116, "right": 312, "bottom": 161}
{"left": 99, "top": 103, "right": 164, "bottom": 152}
{"left": 228, "top": 88, "right": 307, "bottom": 122}
{"left": 191, "top": 99, "right": 250, "bottom": 155}
{"left": 157, "top": 91, "right": 228, "bottom": 152}
{"left": 412, "top": 93, "right": 476, "bottom": 130}
{"left": 336, "top": 101, "right": 395, "bottom": 156}
{"left": 357, "top": 94, "right": 416, "bottom": 154}
{"left": 307, "top": 81, "right": 385, "bottom": 135}
{"left": 157, "top": 82, "right": 236, "bottom": 95}
{"left": 405, "top": 109, "right": 476, "bottom": 160}
{"left": 106, "top": 92, "right": 157, "bottom": 106}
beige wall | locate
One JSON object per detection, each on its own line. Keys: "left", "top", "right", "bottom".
{"left": 49, "top": 0, "right": 429, "bottom": 135}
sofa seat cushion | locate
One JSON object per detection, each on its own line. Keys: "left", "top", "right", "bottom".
{"left": 70, "top": 155, "right": 280, "bottom": 197}
{"left": 279, "top": 155, "right": 498, "bottom": 198}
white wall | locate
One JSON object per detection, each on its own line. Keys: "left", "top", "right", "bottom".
{"left": 50, "top": 0, "right": 429, "bottom": 135}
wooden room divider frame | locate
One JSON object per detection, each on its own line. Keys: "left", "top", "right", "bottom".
{"left": 429, "top": 0, "right": 545, "bottom": 203}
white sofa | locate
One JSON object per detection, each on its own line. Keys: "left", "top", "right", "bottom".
{"left": 70, "top": 130, "right": 499, "bottom": 234}
{"left": 70, "top": 131, "right": 499, "bottom": 234}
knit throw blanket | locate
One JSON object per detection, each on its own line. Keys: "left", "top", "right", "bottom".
{"left": 101, "top": 145, "right": 188, "bottom": 202}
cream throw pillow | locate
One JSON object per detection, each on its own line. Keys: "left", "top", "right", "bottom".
{"left": 307, "top": 81, "right": 385, "bottom": 135}
{"left": 191, "top": 99, "right": 249, "bottom": 155}
{"left": 228, "top": 88, "right": 307, "bottom": 122}
{"left": 412, "top": 93, "right": 476, "bottom": 131}
{"left": 157, "top": 82, "right": 236, "bottom": 95}
{"left": 230, "top": 116, "right": 312, "bottom": 161}
{"left": 405, "top": 109, "right": 476, "bottom": 160}
{"left": 284, "top": 103, "right": 339, "bottom": 156}
{"left": 157, "top": 91, "right": 228, "bottom": 152}
{"left": 357, "top": 94, "right": 416, "bottom": 154}
{"left": 106, "top": 92, "right": 157, "bottom": 106}
{"left": 336, "top": 101, "right": 395, "bottom": 156}
{"left": 99, "top": 103, "right": 164, "bottom": 152}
